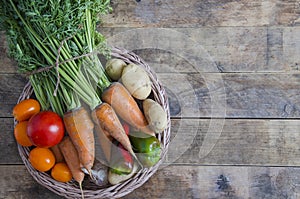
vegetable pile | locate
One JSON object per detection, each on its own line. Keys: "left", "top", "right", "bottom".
{"left": 2, "top": 0, "right": 169, "bottom": 198}
{"left": 12, "top": 59, "right": 168, "bottom": 197}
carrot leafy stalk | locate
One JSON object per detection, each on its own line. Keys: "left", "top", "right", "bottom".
{"left": 0, "top": 0, "right": 111, "bottom": 115}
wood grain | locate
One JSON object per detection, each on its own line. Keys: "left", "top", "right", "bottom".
{"left": 0, "top": 166, "right": 62, "bottom": 199}
{"left": 3, "top": 118, "right": 300, "bottom": 166}
{"left": 124, "top": 165, "right": 300, "bottom": 199}
{"left": 168, "top": 119, "right": 300, "bottom": 166}
{"left": 1, "top": 1, "right": 299, "bottom": 198}
{"left": 102, "top": 0, "right": 300, "bottom": 27}
{"left": 1, "top": 73, "right": 299, "bottom": 119}
{"left": 160, "top": 73, "right": 300, "bottom": 118}
{"left": 102, "top": 27, "right": 300, "bottom": 73}
{"left": 2, "top": 27, "right": 300, "bottom": 73}
{"left": 284, "top": 27, "right": 300, "bottom": 70}
{"left": 0, "top": 118, "right": 22, "bottom": 164}
{"left": 0, "top": 74, "right": 27, "bottom": 117}
{"left": 1, "top": 165, "right": 299, "bottom": 199}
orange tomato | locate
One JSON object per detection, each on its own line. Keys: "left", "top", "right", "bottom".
{"left": 13, "top": 99, "right": 41, "bottom": 121}
{"left": 14, "top": 121, "right": 33, "bottom": 147}
{"left": 51, "top": 162, "right": 72, "bottom": 182}
{"left": 29, "top": 147, "right": 55, "bottom": 172}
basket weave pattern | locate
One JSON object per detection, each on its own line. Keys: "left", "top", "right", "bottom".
{"left": 15, "top": 47, "right": 171, "bottom": 199}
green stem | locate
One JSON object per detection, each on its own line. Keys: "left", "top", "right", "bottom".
{"left": 29, "top": 75, "right": 49, "bottom": 111}
{"left": 3, "top": 0, "right": 112, "bottom": 114}
{"left": 8, "top": 0, "right": 56, "bottom": 64}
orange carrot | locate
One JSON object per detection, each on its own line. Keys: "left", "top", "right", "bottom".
{"left": 92, "top": 102, "right": 139, "bottom": 164}
{"left": 101, "top": 82, "right": 155, "bottom": 136}
{"left": 63, "top": 107, "right": 95, "bottom": 176}
{"left": 50, "top": 145, "right": 64, "bottom": 163}
{"left": 59, "top": 136, "right": 85, "bottom": 198}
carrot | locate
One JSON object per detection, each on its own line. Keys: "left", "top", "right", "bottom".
{"left": 50, "top": 145, "right": 64, "bottom": 163}
{"left": 63, "top": 107, "right": 95, "bottom": 176}
{"left": 101, "top": 82, "right": 155, "bottom": 136}
{"left": 92, "top": 102, "right": 140, "bottom": 165}
{"left": 59, "top": 136, "right": 85, "bottom": 199}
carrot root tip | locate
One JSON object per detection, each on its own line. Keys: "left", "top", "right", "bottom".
{"left": 79, "top": 182, "right": 84, "bottom": 199}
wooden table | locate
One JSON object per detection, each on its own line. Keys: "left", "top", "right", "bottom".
{"left": 1, "top": 1, "right": 300, "bottom": 198}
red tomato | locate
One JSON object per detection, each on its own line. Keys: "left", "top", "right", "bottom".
{"left": 27, "top": 111, "right": 64, "bottom": 148}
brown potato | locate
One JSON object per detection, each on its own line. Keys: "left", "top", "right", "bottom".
{"left": 143, "top": 99, "right": 168, "bottom": 133}
{"left": 121, "top": 63, "right": 152, "bottom": 100}
{"left": 105, "top": 59, "right": 127, "bottom": 81}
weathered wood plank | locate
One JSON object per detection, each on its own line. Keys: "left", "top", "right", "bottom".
{"left": 2, "top": 118, "right": 300, "bottom": 166}
{"left": 0, "top": 118, "right": 22, "bottom": 164}
{"left": 159, "top": 73, "right": 300, "bottom": 118}
{"left": 0, "top": 74, "right": 27, "bottom": 118}
{"left": 2, "top": 27, "right": 300, "bottom": 73}
{"left": 1, "top": 73, "right": 300, "bottom": 118}
{"left": 1, "top": 165, "right": 300, "bottom": 199}
{"left": 0, "top": 165, "right": 62, "bottom": 199}
{"left": 125, "top": 165, "right": 300, "bottom": 199}
{"left": 102, "top": 27, "right": 300, "bottom": 73}
{"left": 1, "top": 1, "right": 299, "bottom": 199}
{"left": 284, "top": 27, "right": 300, "bottom": 71}
{"left": 103, "top": 0, "right": 300, "bottom": 27}
{"left": 218, "top": 73, "right": 300, "bottom": 118}
{"left": 168, "top": 119, "right": 300, "bottom": 166}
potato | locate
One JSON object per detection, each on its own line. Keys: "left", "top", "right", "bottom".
{"left": 108, "top": 162, "right": 139, "bottom": 185}
{"left": 143, "top": 99, "right": 168, "bottom": 133}
{"left": 121, "top": 63, "right": 152, "bottom": 100}
{"left": 105, "top": 58, "right": 127, "bottom": 81}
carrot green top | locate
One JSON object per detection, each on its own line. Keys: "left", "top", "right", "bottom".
{"left": 0, "top": 0, "right": 111, "bottom": 115}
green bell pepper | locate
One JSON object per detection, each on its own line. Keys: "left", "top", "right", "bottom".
{"left": 129, "top": 131, "right": 161, "bottom": 167}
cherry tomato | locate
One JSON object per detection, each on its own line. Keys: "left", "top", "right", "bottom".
{"left": 29, "top": 147, "right": 55, "bottom": 172}
{"left": 51, "top": 162, "right": 72, "bottom": 182}
{"left": 14, "top": 121, "right": 33, "bottom": 147}
{"left": 13, "top": 99, "right": 40, "bottom": 121}
{"left": 27, "top": 111, "right": 64, "bottom": 148}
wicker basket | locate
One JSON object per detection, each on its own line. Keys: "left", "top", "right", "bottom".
{"left": 15, "top": 47, "right": 171, "bottom": 199}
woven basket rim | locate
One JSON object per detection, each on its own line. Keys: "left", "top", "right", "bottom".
{"left": 15, "top": 47, "right": 171, "bottom": 199}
